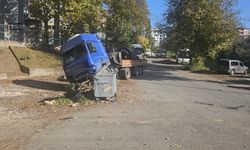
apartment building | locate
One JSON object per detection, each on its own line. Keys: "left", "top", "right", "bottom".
{"left": 239, "top": 27, "right": 250, "bottom": 39}
{"left": 151, "top": 28, "right": 166, "bottom": 47}
{"left": 0, "top": 0, "right": 26, "bottom": 41}
{"left": 0, "top": 0, "right": 43, "bottom": 44}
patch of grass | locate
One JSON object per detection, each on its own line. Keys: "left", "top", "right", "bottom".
{"left": 191, "top": 56, "right": 209, "bottom": 72}
{"left": 42, "top": 95, "right": 92, "bottom": 107}
{"left": 12, "top": 47, "right": 61, "bottom": 68}
{"left": 52, "top": 97, "right": 74, "bottom": 106}
{"left": 190, "top": 57, "right": 218, "bottom": 74}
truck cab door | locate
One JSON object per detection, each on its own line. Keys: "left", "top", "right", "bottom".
{"left": 86, "top": 41, "right": 110, "bottom": 71}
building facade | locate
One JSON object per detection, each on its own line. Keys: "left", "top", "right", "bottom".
{"left": 0, "top": 0, "right": 42, "bottom": 45}
{"left": 151, "top": 28, "right": 166, "bottom": 47}
{"left": 0, "top": 0, "right": 26, "bottom": 41}
{"left": 239, "top": 27, "right": 250, "bottom": 40}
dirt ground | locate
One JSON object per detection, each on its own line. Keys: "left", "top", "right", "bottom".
{"left": 1, "top": 59, "right": 249, "bottom": 150}
{"left": 25, "top": 59, "right": 250, "bottom": 150}
{"left": 0, "top": 76, "right": 136, "bottom": 150}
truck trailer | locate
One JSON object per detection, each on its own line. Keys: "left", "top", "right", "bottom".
{"left": 60, "top": 33, "right": 147, "bottom": 99}
{"left": 61, "top": 34, "right": 147, "bottom": 81}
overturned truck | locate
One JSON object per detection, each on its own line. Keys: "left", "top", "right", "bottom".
{"left": 60, "top": 33, "right": 147, "bottom": 99}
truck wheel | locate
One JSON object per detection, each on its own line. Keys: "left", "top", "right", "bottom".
{"left": 141, "top": 66, "right": 144, "bottom": 74}
{"left": 244, "top": 70, "right": 248, "bottom": 75}
{"left": 120, "top": 68, "right": 131, "bottom": 80}
{"left": 132, "top": 67, "right": 139, "bottom": 77}
{"left": 230, "top": 69, "right": 235, "bottom": 76}
{"left": 138, "top": 67, "right": 142, "bottom": 75}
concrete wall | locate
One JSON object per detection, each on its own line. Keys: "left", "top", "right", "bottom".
{"left": 0, "top": 40, "right": 26, "bottom": 47}
{"left": 29, "top": 67, "right": 65, "bottom": 77}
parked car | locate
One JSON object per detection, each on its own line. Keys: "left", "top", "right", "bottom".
{"left": 155, "top": 50, "right": 165, "bottom": 57}
{"left": 176, "top": 49, "right": 190, "bottom": 64}
{"left": 145, "top": 51, "right": 156, "bottom": 57}
{"left": 218, "top": 59, "right": 248, "bottom": 75}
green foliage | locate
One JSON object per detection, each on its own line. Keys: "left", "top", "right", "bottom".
{"left": 234, "top": 37, "right": 250, "bottom": 67}
{"left": 29, "top": 0, "right": 151, "bottom": 48}
{"left": 220, "top": 36, "right": 250, "bottom": 67}
{"left": 107, "top": 19, "right": 134, "bottom": 48}
{"left": 163, "top": 0, "right": 239, "bottom": 68}
{"left": 29, "top": 0, "right": 55, "bottom": 47}
{"left": 137, "top": 36, "right": 150, "bottom": 49}
{"left": 62, "top": 0, "right": 106, "bottom": 35}
{"left": 50, "top": 96, "right": 90, "bottom": 106}
{"left": 191, "top": 57, "right": 218, "bottom": 72}
{"left": 29, "top": 0, "right": 107, "bottom": 45}
{"left": 106, "top": 0, "right": 150, "bottom": 49}
{"left": 191, "top": 56, "right": 209, "bottom": 71}
{"left": 52, "top": 97, "right": 74, "bottom": 106}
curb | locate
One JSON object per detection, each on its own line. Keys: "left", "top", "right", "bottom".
{"left": 29, "top": 67, "right": 65, "bottom": 77}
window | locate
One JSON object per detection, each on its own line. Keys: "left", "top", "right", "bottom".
{"left": 231, "top": 62, "right": 238, "bottom": 66}
{"left": 219, "top": 60, "right": 229, "bottom": 68}
{"left": 178, "top": 51, "right": 190, "bottom": 58}
{"left": 62, "top": 44, "right": 86, "bottom": 64}
{"left": 87, "top": 42, "right": 97, "bottom": 53}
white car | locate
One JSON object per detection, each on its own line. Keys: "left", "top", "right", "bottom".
{"left": 145, "top": 52, "right": 156, "bottom": 57}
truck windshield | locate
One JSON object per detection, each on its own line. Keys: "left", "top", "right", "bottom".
{"left": 62, "top": 44, "right": 87, "bottom": 64}
{"left": 134, "top": 48, "right": 144, "bottom": 55}
{"left": 178, "top": 50, "right": 190, "bottom": 58}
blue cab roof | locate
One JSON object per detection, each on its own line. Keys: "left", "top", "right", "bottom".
{"left": 61, "top": 33, "right": 100, "bottom": 54}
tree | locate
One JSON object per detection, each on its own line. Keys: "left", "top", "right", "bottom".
{"left": 106, "top": 0, "right": 150, "bottom": 49}
{"left": 62, "top": 0, "right": 106, "bottom": 36}
{"left": 231, "top": 36, "right": 250, "bottom": 67}
{"left": 163, "top": 0, "right": 239, "bottom": 68}
{"left": 29, "top": 0, "right": 108, "bottom": 46}
{"left": 137, "top": 35, "right": 150, "bottom": 49}
{"left": 29, "top": 0, "right": 55, "bottom": 47}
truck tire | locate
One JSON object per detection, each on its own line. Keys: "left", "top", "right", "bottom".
{"left": 244, "top": 69, "right": 248, "bottom": 75}
{"left": 120, "top": 68, "right": 131, "bottom": 80}
{"left": 132, "top": 67, "right": 140, "bottom": 77}
{"left": 230, "top": 69, "right": 235, "bottom": 76}
{"left": 140, "top": 66, "right": 145, "bottom": 75}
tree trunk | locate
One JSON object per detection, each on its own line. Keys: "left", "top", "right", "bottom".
{"left": 43, "top": 20, "right": 49, "bottom": 48}
{"left": 54, "top": 1, "right": 60, "bottom": 46}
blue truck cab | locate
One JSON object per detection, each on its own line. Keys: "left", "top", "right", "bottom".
{"left": 61, "top": 34, "right": 111, "bottom": 83}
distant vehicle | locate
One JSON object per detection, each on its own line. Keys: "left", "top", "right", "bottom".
{"left": 218, "top": 59, "right": 248, "bottom": 75}
{"left": 145, "top": 51, "right": 156, "bottom": 57}
{"left": 155, "top": 50, "right": 165, "bottom": 57}
{"left": 176, "top": 49, "right": 190, "bottom": 64}
{"left": 145, "top": 51, "right": 151, "bottom": 57}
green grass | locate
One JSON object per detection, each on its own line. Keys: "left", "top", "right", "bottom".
{"left": 12, "top": 47, "right": 62, "bottom": 68}
{"left": 48, "top": 96, "right": 92, "bottom": 106}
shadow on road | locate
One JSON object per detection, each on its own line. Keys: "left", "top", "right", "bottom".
{"left": 140, "top": 62, "right": 192, "bottom": 81}
{"left": 12, "top": 79, "right": 67, "bottom": 91}
{"left": 151, "top": 59, "right": 183, "bottom": 71}
{"left": 135, "top": 59, "right": 250, "bottom": 93}
{"left": 227, "top": 85, "right": 250, "bottom": 91}
{"left": 225, "top": 79, "right": 250, "bottom": 85}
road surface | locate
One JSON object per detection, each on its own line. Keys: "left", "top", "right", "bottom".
{"left": 26, "top": 59, "right": 250, "bottom": 150}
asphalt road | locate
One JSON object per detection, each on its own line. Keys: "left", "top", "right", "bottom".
{"left": 26, "top": 59, "right": 250, "bottom": 150}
